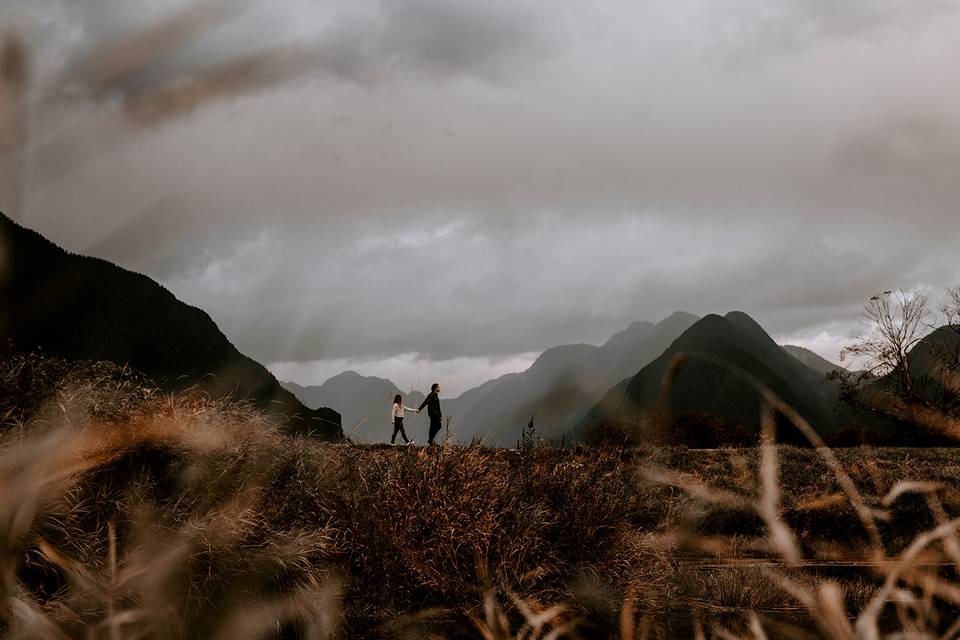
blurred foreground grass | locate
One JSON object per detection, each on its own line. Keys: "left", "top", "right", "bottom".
{"left": 5, "top": 351, "right": 960, "bottom": 639}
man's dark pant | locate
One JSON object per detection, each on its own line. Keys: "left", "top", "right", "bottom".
{"left": 428, "top": 415, "right": 442, "bottom": 445}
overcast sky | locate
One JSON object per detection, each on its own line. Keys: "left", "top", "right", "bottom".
{"left": 3, "top": 0, "right": 960, "bottom": 395}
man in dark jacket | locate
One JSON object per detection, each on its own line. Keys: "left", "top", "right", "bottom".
{"left": 417, "top": 382, "right": 443, "bottom": 445}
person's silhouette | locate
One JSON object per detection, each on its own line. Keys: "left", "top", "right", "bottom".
{"left": 390, "top": 394, "right": 416, "bottom": 444}
{"left": 417, "top": 383, "right": 443, "bottom": 445}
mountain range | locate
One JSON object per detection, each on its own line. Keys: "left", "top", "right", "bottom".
{"left": 283, "top": 313, "right": 701, "bottom": 444}
{"left": 451, "top": 312, "right": 701, "bottom": 445}
{"left": 284, "top": 372, "right": 425, "bottom": 441}
{"left": 293, "top": 310, "right": 960, "bottom": 447}
{"left": 578, "top": 312, "right": 847, "bottom": 445}
{"left": 282, "top": 372, "right": 505, "bottom": 443}
{"left": 293, "top": 311, "right": 854, "bottom": 447}
{"left": 283, "top": 311, "right": 857, "bottom": 447}
{"left": 781, "top": 345, "right": 848, "bottom": 376}
{"left": 9, "top": 212, "right": 957, "bottom": 448}
{"left": 0, "top": 212, "right": 341, "bottom": 439}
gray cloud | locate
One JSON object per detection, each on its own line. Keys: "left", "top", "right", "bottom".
{"left": 4, "top": 0, "right": 960, "bottom": 389}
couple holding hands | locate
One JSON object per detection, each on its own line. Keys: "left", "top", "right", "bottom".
{"left": 391, "top": 382, "right": 443, "bottom": 446}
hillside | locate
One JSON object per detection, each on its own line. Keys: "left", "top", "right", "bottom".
{"left": 781, "top": 345, "right": 846, "bottom": 375}
{"left": 0, "top": 212, "right": 341, "bottom": 439}
{"left": 580, "top": 312, "right": 844, "bottom": 444}
{"left": 846, "top": 324, "right": 960, "bottom": 442}
{"left": 5, "top": 349, "right": 960, "bottom": 637}
{"left": 452, "top": 311, "right": 700, "bottom": 445}
{"left": 904, "top": 325, "right": 960, "bottom": 388}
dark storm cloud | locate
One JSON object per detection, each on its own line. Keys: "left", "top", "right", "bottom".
{"left": 24, "top": 0, "right": 559, "bottom": 101}
{"left": 374, "top": 0, "right": 557, "bottom": 79}
{"left": 4, "top": 0, "right": 960, "bottom": 386}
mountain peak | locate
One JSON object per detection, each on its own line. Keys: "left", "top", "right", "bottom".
{"left": 1, "top": 214, "right": 341, "bottom": 439}
{"left": 658, "top": 311, "right": 699, "bottom": 326}
{"left": 781, "top": 345, "right": 845, "bottom": 375}
{"left": 723, "top": 311, "right": 780, "bottom": 346}
{"left": 724, "top": 310, "right": 762, "bottom": 328}
{"left": 531, "top": 343, "right": 598, "bottom": 372}
{"left": 581, "top": 310, "right": 842, "bottom": 441}
{"left": 602, "top": 320, "right": 654, "bottom": 350}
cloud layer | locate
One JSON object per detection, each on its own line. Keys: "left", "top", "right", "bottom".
{"left": 4, "top": 0, "right": 960, "bottom": 390}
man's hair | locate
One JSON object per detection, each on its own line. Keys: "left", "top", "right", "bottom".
{"left": 431, "top": 383, "right": 440, "bottom": 392}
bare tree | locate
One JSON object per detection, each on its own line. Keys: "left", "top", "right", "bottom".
{"left": 939, "top": 286, "right": 960, "bottom": 350}
{"left": 840, "top": 290, "right": 930, "bottom": 400}
{"left": 932, "top": 286, "right": 960, "bottom": 403}
{"left": 832, "top": 288, "right": 960, "bottom": 445}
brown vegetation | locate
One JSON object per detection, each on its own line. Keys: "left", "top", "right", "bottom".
{"left": 6, "top": 352, "right": 960, "bottom": 638}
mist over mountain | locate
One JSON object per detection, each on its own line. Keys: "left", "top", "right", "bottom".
{"left": 580, "top": 312, "right": 845, "bottom": 444}
{"left": 12, "top": 207, "right": 959, "bottom": 449}
{"left": 283, "top": 372, "right": 425, "bottom": 442}
{"left": 285, "top": 370, "right": 510, "bottom": 443}
{"left": 449, "top": 311, "right": 700, "bottom": 446}
{"left": 280, "top": 312, "right": 697, "bottom": 445}
{"left": 781, "top": 345, "right": 846, "bottom": 376}
{"left": 0, "top": 212, "right": 340, "bottom": 439}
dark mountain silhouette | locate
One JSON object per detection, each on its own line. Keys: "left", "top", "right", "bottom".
{"left": 452, "top": 311, "right": 700, "bottom": 445}
{"left": 895, "top": 325, "right": 960, "bottom": 425}
{"left": 782, "top": 345, "right": 847, "bottom": 375}
{"left": 580, "top": 312, "right": 844, "bottom": 444}
{"left": 905, "top": 326, "right": 960, "bottom": 386}
{"left": 0, "top": 212, "right": 340, "bottom": 439}
{"left": 284, "top": 372, "right": 425, "bottom": 442}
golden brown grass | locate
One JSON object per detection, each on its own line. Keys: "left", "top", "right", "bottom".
{"left": 6, "top": 352, "right": 960, "bottom": 638}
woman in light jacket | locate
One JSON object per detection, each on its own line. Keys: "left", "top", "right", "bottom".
{"left": 390, "top": 394, "right": 417, "bottom": 444}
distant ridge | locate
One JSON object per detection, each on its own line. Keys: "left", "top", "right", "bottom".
{"left": 283, "top": 312, "right": 699, "bottom": 445}
{"left": 283, "top": 371, "right": 506, "bottom": 443}
{"left": 284, "top": 371, "right": 425, "bottom": 442}
{"left": 781, "top": 345, "right": 846, "bottom": 375}
{"left": 580, "top": 311, "right": 844, "bottom": 443}
{"left": 451, "top": 311, "right": 700, "bottom": 445}
{"left": 0, "top": 212, "right": 341, "bottom": 439}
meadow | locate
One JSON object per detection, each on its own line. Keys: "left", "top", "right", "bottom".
{"left": 4, "top": 352, "right": 960, "bottom": 639}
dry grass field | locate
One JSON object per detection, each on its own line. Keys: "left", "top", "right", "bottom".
{"left": 5, "top": 352, "right": 960, "bottom": 639}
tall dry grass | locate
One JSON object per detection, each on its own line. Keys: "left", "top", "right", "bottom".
{"left": 6, "top": 351, "right": 960, "bottom": 638}
{"left": 1, "top": 352, "right": 342, "bottom": 639}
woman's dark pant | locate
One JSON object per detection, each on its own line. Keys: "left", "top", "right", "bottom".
{"left": 428, "top": 415, "right": 442, "bottom": 445}
{"left": 391, "top": 418, "right": 409, "bottom": 444}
